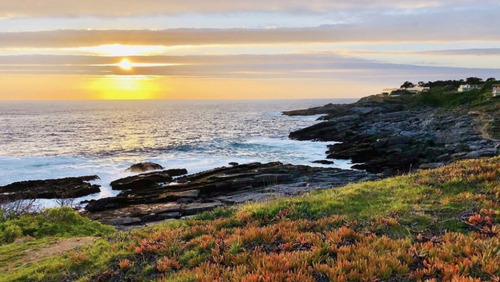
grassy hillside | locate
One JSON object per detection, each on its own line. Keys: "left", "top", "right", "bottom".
{"left": 1, "top": 157, "right": 499, "bottom": 281}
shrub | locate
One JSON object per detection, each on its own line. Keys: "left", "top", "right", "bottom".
{"left": 0, "top": 207, "right": 114, "bottom": 244}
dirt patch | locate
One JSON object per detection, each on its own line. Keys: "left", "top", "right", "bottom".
{"left": 8, "top": 237, "right": 97, "bottom": 270}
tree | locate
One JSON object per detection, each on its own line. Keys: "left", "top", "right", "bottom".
{"left": 401, "top": 81, "right": 415, "bottom": 89}
{"left": 418, "top": 81, "right": 425, "bottom": 87}
{"left": 465, "top": 77, "right": 483, "bottom": 85}
{"left": 486, "top": 77, "right": 496, "bottom": 82}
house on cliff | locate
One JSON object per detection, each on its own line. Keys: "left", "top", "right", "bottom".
{"left": 458, "top": 84, "right": 480, "bottom": 92}
{"left": 382, "top": 86, "right": 429, "bottom": 96}
{"left": 405, "top": 86, "right": 430, "bottom": 94}
{"left": 493, "top": 85, "right": 500, "bottom": 97}
{"left": 382, "top": 88, "right": 399, "bottom": 95}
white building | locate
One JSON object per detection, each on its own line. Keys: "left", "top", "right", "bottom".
{"left": 382, "top": 88, "right": 399, "bottom": 95}
{"left": 458, "top": 84, "right": 480, "bottom": 93}
{"left": 406, "top": 86, "right": 430, "bottom": 94}
{"left": 382, "top": 87, "right": 430, "bottom": 96}
{"left": 493, "top": 85, "right": 500, "bottom": 97}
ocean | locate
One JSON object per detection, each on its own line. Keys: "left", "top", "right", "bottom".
{"left": 0, "top": 99, "right": 355, "bottom": 204}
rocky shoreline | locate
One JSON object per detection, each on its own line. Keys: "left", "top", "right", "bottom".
{"left": 84, "top": 162, "right": 376, "bottom": 229}
{"left": 284, "top": 95, "right": 499, "bottom": 175}
{"left": 2, "top": 95, "right": 498, "bottom": 229}
{"left": 0, "top": 161, "right": 377, "bottom": 229}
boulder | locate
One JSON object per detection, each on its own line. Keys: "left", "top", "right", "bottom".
{"left": 126, "top": 162, "right": 164, "bottom": 172}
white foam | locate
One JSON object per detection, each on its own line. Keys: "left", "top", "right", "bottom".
{"left": 0, "top": 100, "right": 356, "bottom": 208}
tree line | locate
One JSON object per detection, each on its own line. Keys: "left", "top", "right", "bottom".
{"left": 400, "top": 77, "right": 497, "bottom": 89}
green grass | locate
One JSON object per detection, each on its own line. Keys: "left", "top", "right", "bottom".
{"left": 0, "top": 237, "right": 59, "bottom": 270}
{"left": 0, "top": 157, "right": 498, "bottom": 281}
{"left": 0, "top": 207, "right": 115, "bottom": 245}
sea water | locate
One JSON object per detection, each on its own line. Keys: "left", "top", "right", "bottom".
{"left": 0, "top": 99, "right": 355, "bottom": 204}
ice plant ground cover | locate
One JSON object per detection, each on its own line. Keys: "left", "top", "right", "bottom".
{"left": 0, "top": 157, "right": 498, "bottom": 281}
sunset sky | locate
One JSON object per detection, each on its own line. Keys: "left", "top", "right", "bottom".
{"left": 0, "top": 1, "right": 499, "bottom": 100}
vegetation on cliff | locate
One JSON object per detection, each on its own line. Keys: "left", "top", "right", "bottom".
{"left": 396, "top": 78, "right": 499, "bottom": 139}
{"left": 1, "top": 157, "right": 498, "bottom": 281}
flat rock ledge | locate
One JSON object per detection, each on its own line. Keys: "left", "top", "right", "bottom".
{"left": 84, "top": 162, "right": 377, "bottom": 229}
{"left": 0, "top": 175, "right": 101, "bottom": 201}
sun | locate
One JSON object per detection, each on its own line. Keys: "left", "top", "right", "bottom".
{"left": 118, "top": 58, "right": 133, "bottom": 71}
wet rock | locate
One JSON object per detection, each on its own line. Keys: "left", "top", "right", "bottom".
{"left": 110, "top": 168, "right": 188, "bottom": 190}
{"left": 87, "top": 162, "right": 377, "bottom": 228}
{"left": 126, "top": 162, "right": 164, "bottom": 172}
{"left": 0, "top": 175, "right": 100, "bottom": 201}
{"left": 228, "top": 162, "right": 239, "bottom": 166}
{"left": 312, "top": 160, "right": 334, "bottom": 165}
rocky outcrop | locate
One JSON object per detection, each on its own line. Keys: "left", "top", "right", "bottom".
{"left": 85, "top": 162, "right": 377, "bottom": 229}
{"left": 285, "top": 96, "right": 499, "bottom": 175}
{"left": 0, "top": 176, "right": 101, "bottom": 201}
{"left": 126, "top": 162, "right": 164, "bottom": 172}
{"left": 110, "top": 168, "right": 188, "bottom": 190}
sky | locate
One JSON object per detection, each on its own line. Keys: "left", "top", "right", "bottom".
{"left": 0, "top": 1, "right": 499, "bottom": 100}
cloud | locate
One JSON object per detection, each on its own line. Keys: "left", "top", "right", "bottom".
{"left": 424, "top": 49, "right": 500, "bottom": 56}
{"left": 0, "top": 53, "right": 496, "bottom": 83}
{"left": 1, "top": 20, "right": 499, "bottom": 49}
{"left": 1, "top": 0, "right": 491, "bottom": 18}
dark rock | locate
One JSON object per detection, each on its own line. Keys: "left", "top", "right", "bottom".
{"left": 436, "top": 154, "right": 451, "bottom": 162}
{"left": 286, "top": 95, "right": 498, "bottom": 175}
{"left": 110, "top": 217, "right": 142, "bottom": 226}
{"left": 163, "top": 168, "right": 189, "bottom": 177}
{"left": 141, "top": 214, "right": 160, "bottom": 222}
{"left": 182, "top": 202, "right": 223, "bottom": 216}
{"left": 87, "top": 162, "right": 377, "bottom": 228}
{"left": 228, "top": 162, "right": 239, "bottom": 166}
{"left": 465, "top": 148, "right": 498, "bottom": 158}
{"left": 312, "top": 160, "right": 334, "bottom": 165}
{"left": 126, "top": 162, "right": 164, "bottom": 172}
{"left": 176, "top": 198, "right": 195, "bottom": 204}
{"left": 85, "top": 198, "right": 110, "bottom": 212}
{"left": 0, "top": 175, "right": 100, "bottom": 201}
{"left": 110, "top": 168, "right": 188, "bottom": 190}
{"left": 158, "top": 212, "right": 181, "bottom": 219}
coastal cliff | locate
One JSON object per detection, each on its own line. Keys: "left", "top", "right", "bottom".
{"left": 284, "top": 89, "right": 499, "bottom": 175}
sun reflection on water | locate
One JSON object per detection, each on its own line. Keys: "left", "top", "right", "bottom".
{"left": 88, "top": 75, "right": 162, "bottom": 100}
